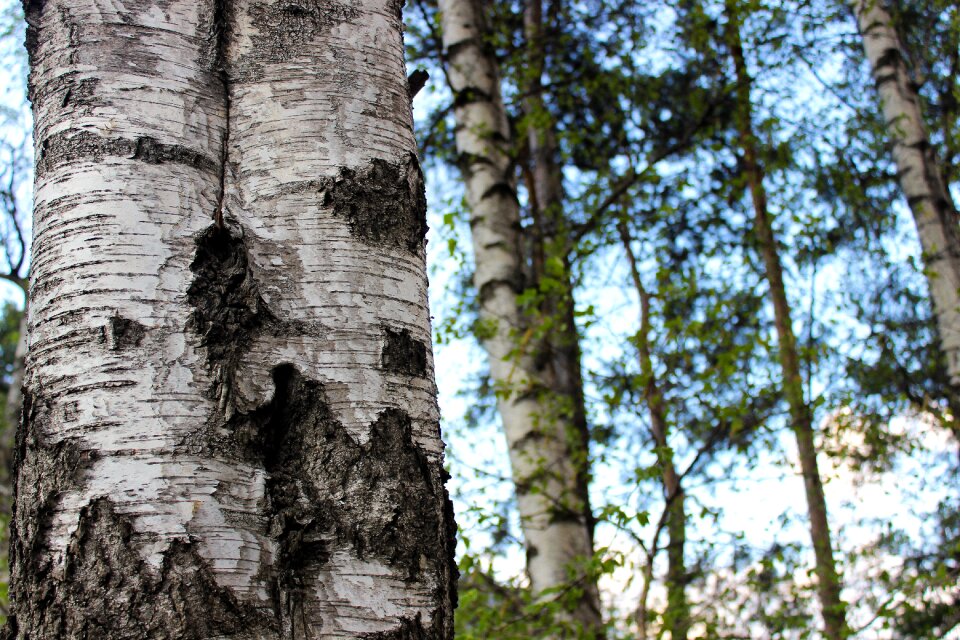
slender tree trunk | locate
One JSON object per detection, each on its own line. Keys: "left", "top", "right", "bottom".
{"left": 618, "top": 221, "right": 689, "bottom": 640}
{"left": 726, "top": 6, "right": 848, "bottom": 639}
{"left": 7, "top": 0, "right": 456, "bottom": 637}
{"left": 520, "top": 0, "right": 595, "bottom": 540}
{"left": 0, "top": 303, "right": 25, "bottom": 619}
{"left": 439, "top": 0, "right": 600, "bottom": 633}
{"left": 851, "top": 0, "right": 960, "bottom": 398}
{"left": 519, "top": 0, "right": 603, "bottom": 629}
{"left": 1, "top": 302, "right": 26, "bottom": 510}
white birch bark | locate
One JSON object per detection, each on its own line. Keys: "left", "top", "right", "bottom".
{"left": 7, "top": 0, "right": 456, "bottom": 637}
{"left": 852, "top": 0, "right": 960, "bottom": 386}
{"left": 438, "top": 0, "right": 600, "bottom": 631}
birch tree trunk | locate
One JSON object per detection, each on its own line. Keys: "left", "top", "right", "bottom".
{"left": 852, "top": 0, "right": 960, "bottom": 390}
{"left": 519, "top": 0, "right": 602, "bottom": 628}
{"left": 520, "top": 0, "right": 596, "bottom": 544}
{"left": 726, "top": 5, "right": 848, "bottom": 639}
{"left": 6, "top": 0, "right": 456, "bottom": 637}
{"left": 438, "top": 0, "right": 601, "bottom": 633}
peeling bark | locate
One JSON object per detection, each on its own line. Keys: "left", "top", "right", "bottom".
{"left": 438, "top": 0, "right": 599, "bottom": 633}
{"left": 7, "top": 0, "right": 456, "bottom": 637}
{"left": 851, "top": 0, "right": 960, "bottom": 393}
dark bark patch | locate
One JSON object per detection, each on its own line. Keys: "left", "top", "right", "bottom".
{"left": 211, "top": 365, "right": 452, "bottom": 632}
{"left": 27, "top": 71, "right": 101, "bottom": 112}
{"left": 440, "top": 467, "right": 459, "bottom": 612}
{"left": 187, "top": 224, "right": 278, "bottom": 399}
{"left": 323, "top": 154, "right": 428, "bottom": 255}
{"left": 874, "top": 46, "right": 903, "bottom": 74}
{"left": 479, "top": 181, "right": 517, "bottom": 202}
{"left": 381, "top": 326, "right": 427, "bottom": 377}
{"left": 235, "top": 0, "right": 359, "bottom": 75}
{"left": 103, "top": 315, "right": 146, "bottom": 351}
{"left": 185, "top": 223, "right": 321, "bottom": 414}
{"left": 60, "top": 76, "right": 100, "bottom": 108}
{"left": 21, "top": 0, "right": 45, "bottom": 81}
{"left": 36, "top": 131, "right": 217, "bottom": 176}
{"left": 250, "top": 366, "right": 440, "bottom": 578}
{"left": 444, "top": 37, "right": 481, "bottom": 62}
{"left": 361, "top": 614, "right": 441, "bottom": 640}
{"left": 452, "top": 86, "right": 494, "bottom": 108}
{"left": 20, "top": 498, "right": 273, "bottom": 640}
{"left": 9, "top": 390, "right": 90, "bottom": 576}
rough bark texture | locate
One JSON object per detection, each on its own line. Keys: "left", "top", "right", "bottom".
{"left": 852, "top": 0, "right": 960, "bottom": 390}
{"left": 726, "top": 7, "right": 848, "bottom": 639}
{"left": 438, "top": 0, "right": 600, "bottom": 632}
{"left": 7, "top": 0, "right": 456, "bottom": 637}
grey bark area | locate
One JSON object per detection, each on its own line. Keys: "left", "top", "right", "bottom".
{"left": 7, "top": 0, "right": 456, "bottom": 637}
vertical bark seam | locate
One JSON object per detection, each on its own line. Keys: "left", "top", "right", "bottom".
{"left": 213, "top": 0, "right": 231, "bottom": 229}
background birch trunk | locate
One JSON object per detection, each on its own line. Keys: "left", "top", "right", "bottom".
{"left": 439, "top": 0, "right": 601, "bottom": 633}
{"left": 726, "top": 4, "right": 848, "bottom": 639}
{"left": 520, "top": 0, "right": 602, "bottom": 629}
{"left": 852, "top": 0, "right": 960, "bottom": 394}
{"left": 6, "top": 0, "right": 456, "bottom": 637}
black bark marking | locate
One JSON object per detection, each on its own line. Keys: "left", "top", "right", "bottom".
{"left": 16, "top": 498, "right": 272, "bottom": 640}
{"left": 211, "top": 365, "right": 455, "bottom": 634}
{"left": 323, "top": 154, "right": 428, "bottom": 255}
{"left": 874, "top": 46, "right": 903, "bottom": 74}
{"left": 444, "top": 37, "right": 481, "bottom": 62}
{"left": 360, "top": 614, "right": 441, "bottom": 640}
{"left": 248, "top": 366, "right": 441, "bottom": 578}
{"left": 187, "top": 224, "right": 278, "bottom": 401}
{"left": 185, "top": 223, "right": 321, "bottom": 414}
{"left": 381, "top": 326, "right": 427, "bottom": 377}
{"left": 60, "top": 76, "right": 99, "bottom": 108}
{"left": 27, "top": 72, "right": 101, "bottom": 112}
{"left": 21, "top": 0, "right": 45, "bottom": 85}
{"left": 103, "top": 315, "right": 146, "bottom": 351}
{"left": 36, "top": 131, "right": 217, "bottom": 176}
{"left": 479, "top": 181, "right": 517, "bottom": 203}
{"left": 440, "top": 466, "right": 459, "bottom": 613}
{"left": 452, "top": 86, "right": 494, "bottom": 108}
{"left": 477, "top": 278, "right": 523, "bottom": 307}
{"left": 9, "top": 390, "right": 90, "bottom": 576}
{"left": 233, "top": 0, "right": 359, "bottom": 79}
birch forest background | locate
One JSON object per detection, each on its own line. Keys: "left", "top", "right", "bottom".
{"left": 0, "top": 0, "right": 958, "bottom": 638}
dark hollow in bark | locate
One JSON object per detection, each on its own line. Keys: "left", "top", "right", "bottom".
{"left": 187, "top": 224, "right": 275, "bottom": 378}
